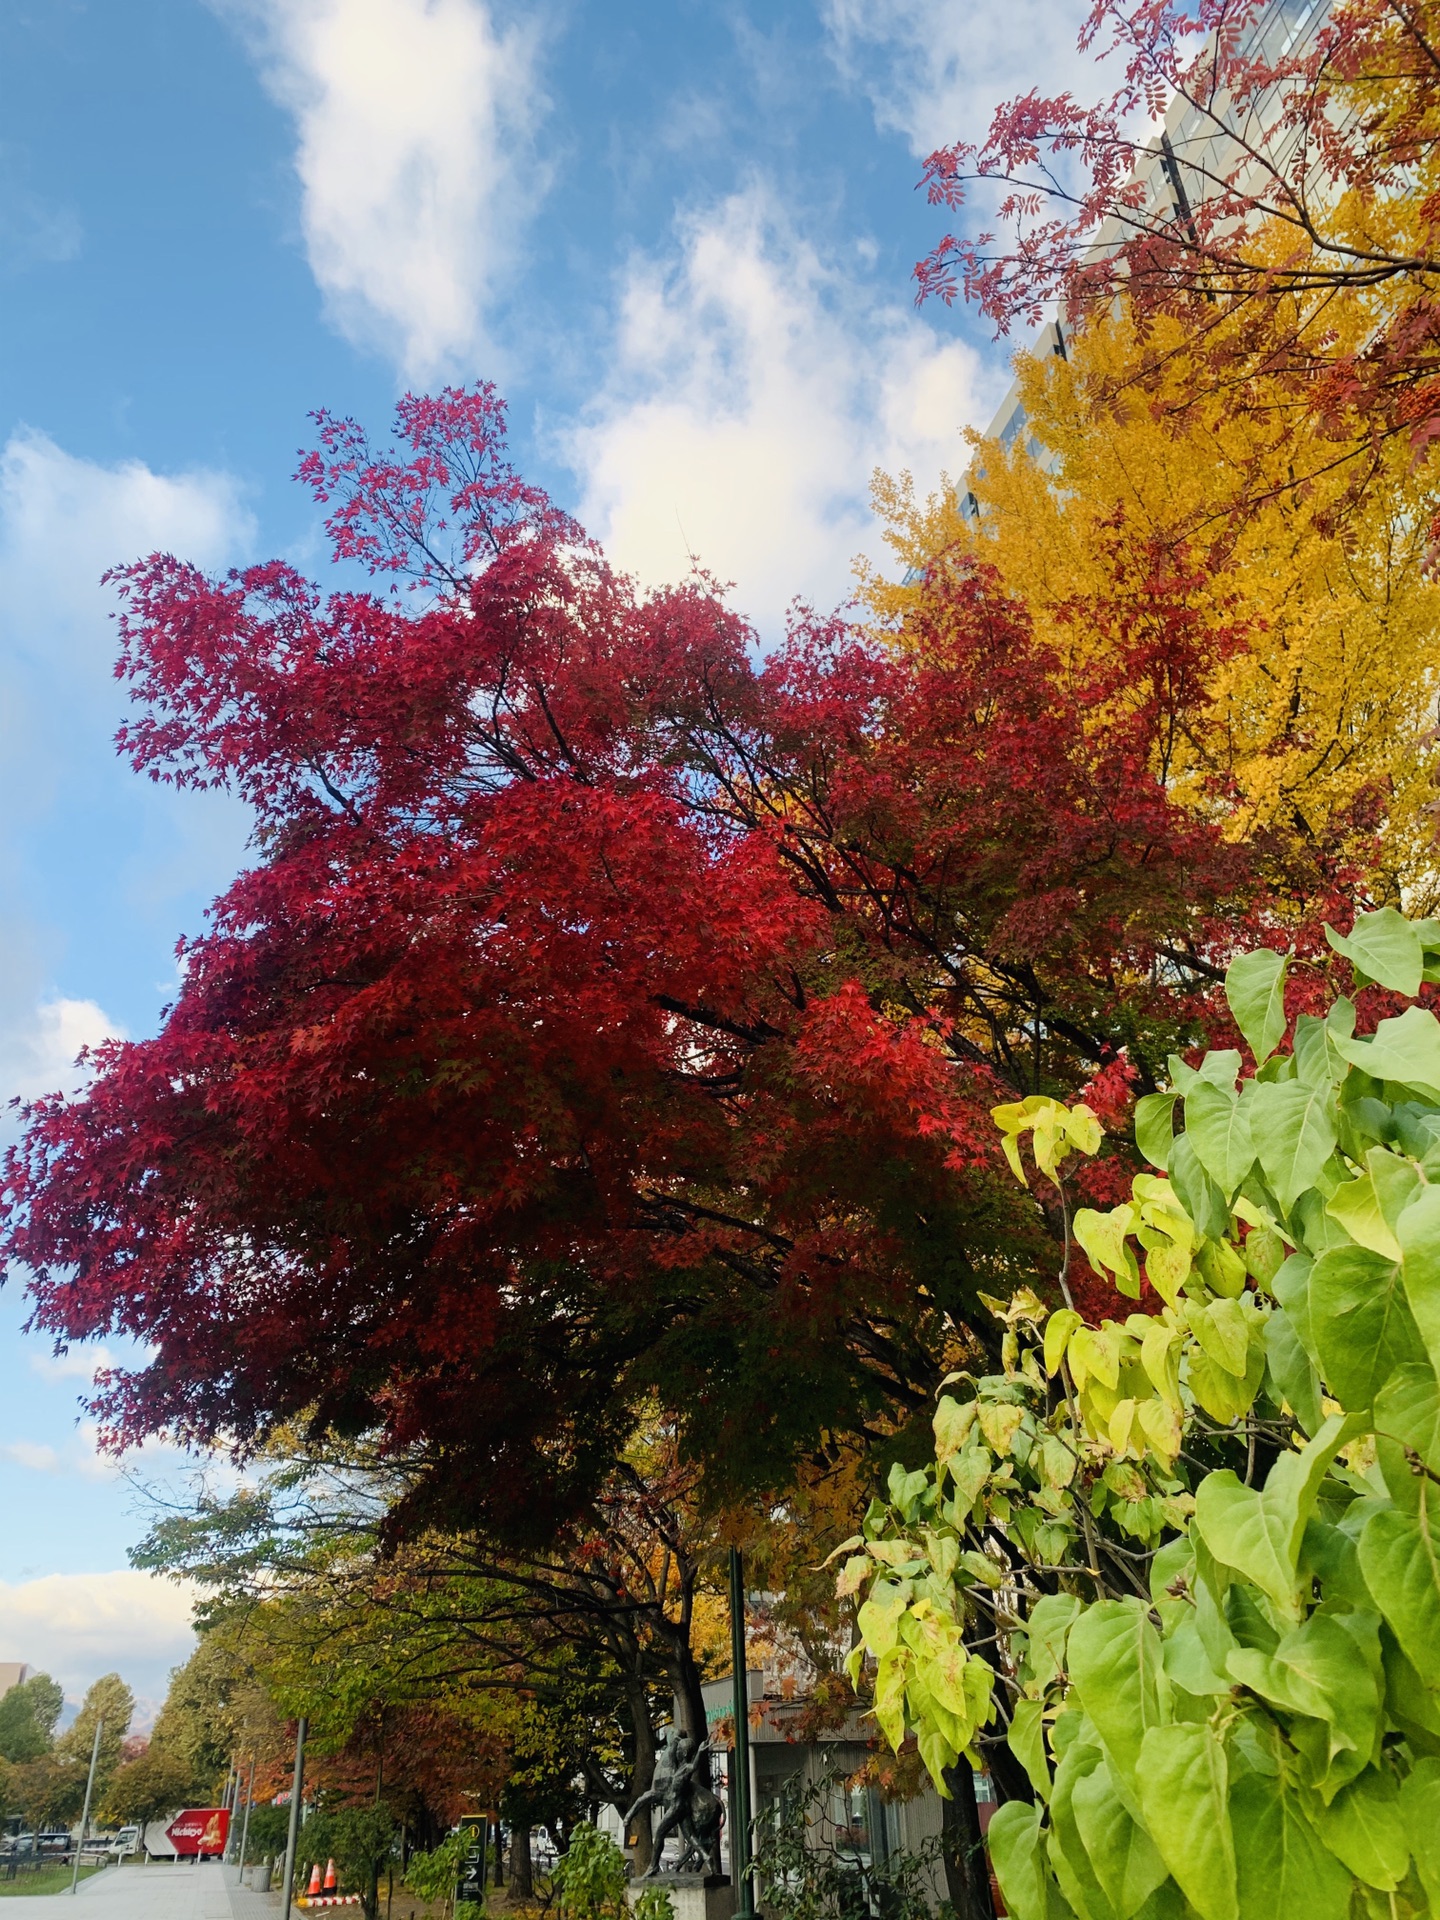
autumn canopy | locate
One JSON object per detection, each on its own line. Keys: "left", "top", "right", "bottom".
{"left": 6, "top": 0, "right": 1440, "bottom": 1903}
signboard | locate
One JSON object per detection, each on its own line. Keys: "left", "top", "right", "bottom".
{"left": 455, "top": 1814, "right": 490, "bottom": 1905}
{"left": 165, "top": 1808, "right": 231, "bottom": 1857}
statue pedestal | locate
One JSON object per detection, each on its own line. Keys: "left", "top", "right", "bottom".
{"left": 628, "top": 1873, "right": 734, "bottom": 1920}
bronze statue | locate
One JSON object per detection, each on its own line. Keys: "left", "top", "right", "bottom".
{"left": 624, "top": 1726, "right": 724, "bottom": 1878}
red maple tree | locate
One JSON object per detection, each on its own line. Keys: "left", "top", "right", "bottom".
{"left": 1, "top": 387, "right": 1274, "bottom": 1531}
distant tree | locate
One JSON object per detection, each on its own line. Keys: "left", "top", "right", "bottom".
{"left": 57, "top": 1672, "right": 135, "bottom": 1792}
{"left": 5, "top": 1752, "right": 85, "bottom": 1833}
{"left": 0, "top": 1673, "right": 63, "bottom": 1764}
{"left": 98, "top": 1745, "right": 199, "bottom": 1847}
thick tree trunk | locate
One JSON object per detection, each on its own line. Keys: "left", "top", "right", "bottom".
{"left": 941, "top": 1765, "right": 996, "bottom": 1920}
{"left": 624, "top": 1678, "right": 658, "bottom": 1874}
{"left": 510, "top": 1825, "right": 534, "bottom": 1901}
{"left": 670, "top": 1635, "right": 710, "bottom": 1777}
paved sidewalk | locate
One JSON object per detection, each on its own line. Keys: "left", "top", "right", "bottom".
{"left": 0, "top": 1861, "right": 268, "bottom": 1917}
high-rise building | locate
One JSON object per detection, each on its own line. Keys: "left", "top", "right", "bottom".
{"left": 0, "top": 1662, "right": 31, "bottom": 1700}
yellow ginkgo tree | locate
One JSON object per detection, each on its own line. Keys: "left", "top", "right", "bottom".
{"left": 859, "top": 309, "right": 1440, "bottom": 909}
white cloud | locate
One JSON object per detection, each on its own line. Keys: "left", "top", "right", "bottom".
{"left": 29, "top": 1346, "right": 117, "bottom": 1386}
{"left": 822, "top": 0, "right": 1101, "bottom": 157}
{"left": 0, "top": 1441, "right": 62, "bottom": 1474}
{"left": 0, "top": 429, "right": 249, "bottom": 661}
{"left": 0, "top": 1570, "right": 198, "bottom": 1708}
{"left": 0, "top": 996, "right": 124, "bottom": 1107}
{"left": 0, "top": 430, "right": 253, "bottom": 1114}
{"left": 222, "top": 0, "right": 546, "bottom": 380}
{"left": 564, "top": 186, "right": 998, "bottom": 637}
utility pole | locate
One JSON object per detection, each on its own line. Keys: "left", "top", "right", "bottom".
{"left": 279, "top": 1717, "right": 308, "bottom": 1919}
{"left": 69, "top": 1718, "right": 103, "bottom": 1896}
{"left": 237, "top": 1757, "right": 256, "bottom": 1881}
{"left": 728, "top": 1549, "right": 757, "bottom": 1920}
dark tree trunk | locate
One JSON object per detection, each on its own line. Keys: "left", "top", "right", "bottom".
{"left": 493, "top": 1815, "right": 505, "bottom": 1886}
{"left": 941, "top": 1765, "right": 996, "bottom": 1920}
{"left": 670, "top": 1635, "right": 710, "bottom": 1778}
{"left": 624, "top": 1678, "right": 658, "bottom": 1874}
{"left": 511, "top": 1825, "right": 534, "bottom": 1901}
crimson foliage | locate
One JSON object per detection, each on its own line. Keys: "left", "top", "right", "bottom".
{"left": 1, "top": 387, "right": 1255, "bottom": 1535}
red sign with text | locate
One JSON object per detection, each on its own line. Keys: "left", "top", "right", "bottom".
{"left": 165, "top": 1809, "right": 230, "bottom": 1857}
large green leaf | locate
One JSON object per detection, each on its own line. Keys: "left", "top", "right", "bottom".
{"left": 1395, "top": 1182, "right": 1440, "bottom": 1379}
{"left": 1308, "top": 1245, "right": 1426, "bottom": 1412}
{"left": 1024, "top": 1593, "right": 1083, "bottom": 1690}
{"left": 1333, "top": 1005, "right": 1440, "bottom": 1100}
{"left": 1009, "top": 1698, "right": 1052, "bottom": 1801}
{"left": 1272, "top": 1252, "right": 1318, "bottom": 1366}
{"left": 1326, "top": 1170, "right": 1401, "bottom": 1260}
{"left": 1312, "top": 1767, "right": 1410, "bottom": 1892}
{"left": 1248, "top": 1080, "right": 1338, "bottom": 1211}
{"left": 989, "top": 1802, "right": 1069, "bottom": 1920}
{"left": 1134, "top": 1093, "right": 1178, "bottom": 1173}
{"left": 1263, "top": 1309, "right": 1323, "bottom": 1436}
{"left": 1373, "top": 1360, "right": 1440, "bottom": 1510}
{"left": 1159, "top": 1616, "right": 1229, "bottom": 1696}
{"left": 1292, "top": 1011, "right": 1351, "bottom": 1089}
{"left": 1135, "top": 1724, "right": 1236, "bottom": 1920}
{"left": 1325, "top": 909, "right": 1426, "bottom": 997}
{"left": 1225, "top": 948, "right": 1288, "bottom": 1065}
{"left": 1229, "top": 1765, "right": 1351, "bottom": 1920}
{"left": 1226, "top": 1612, "right": 1384, "bottom": 1799}
{"left": 1050, "top": 1739, "right": 1118, "bottom": 1920}
{"left": 1192, "top": 1415, "right": 1358, "bottom": 1618}
{"left": 1071, "top": 1757, "right": 1169, "bottom": 1920}
{"left": 1399, "top": 1759, "right": 1440, "bottom": 1911}
{"left": 1183, "top": 1081, "right": 1255, "bottom": 1199}
{"left": 1186, "top": 1335, "right": 1265, "bottom": 1424}
{"left": 1358, "top": 1496, "right": 1440, "bottom": 1688}
{"left": 1066, "top": 1601, "right": 1171, "bottom": 1802}
{"left": 1167, "top": 1134, "right": 1228, "bottom": 1243}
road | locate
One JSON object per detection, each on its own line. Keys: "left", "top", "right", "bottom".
{"left": 0, "top": 1862, "right": 276, "bottom": 1917}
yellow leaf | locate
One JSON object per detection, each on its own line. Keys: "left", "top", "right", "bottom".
{"left": 1044, "top": 1308, "right": 1083, "bottom": 1376}
{"left": 1137, "top": 1397, "right": 1182, "bottom": 1463}
{"left": 978, "top": 1402, "right": 1026, "bottom": 1455}
{"left": 836, "top": 1554, "right": 871, "bottom": 1598}
{"left": 1065, "top": 1103, "right": 1103, "bottom": 1155}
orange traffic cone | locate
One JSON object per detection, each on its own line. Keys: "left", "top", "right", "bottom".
{"left": 307, "top": 1862, "right": 322, "bottom": 1897}
{"left": 324, "top": 1859, "right": 337, "bottom": 1892}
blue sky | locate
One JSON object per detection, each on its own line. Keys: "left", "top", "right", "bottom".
{"left": 0, "top": 0, "right": 1091, "bottom": 1715}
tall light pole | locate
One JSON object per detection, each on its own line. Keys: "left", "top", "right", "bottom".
{"left": 69, "top": 1718, "right": 104, "bottom": 1896}
{"left": 728, "top": 1549, "right": 757, "bottom": 1920}
{"left": 280, "top": 1717, "right": 308, "bottom": 1919}
{"left": 237, "top": 1757, "right": 256, "bottom": 1882}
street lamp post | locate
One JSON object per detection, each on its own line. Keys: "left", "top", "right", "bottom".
{"left": 728, "top": 1548, "right": 757, "bottom": 1920}
{"left": 68, "top": 1718, "right": 103, "bottom": 1897}
{"left": 280, "top": 1717, "right": 308, "bottom": 1919}
{"left": 237, "top": 1757, "right": 256, "bottom": 1883}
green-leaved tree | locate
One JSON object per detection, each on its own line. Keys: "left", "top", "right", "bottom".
{"left": 844, "top": 907, "right": 1440, "bottom": 1920}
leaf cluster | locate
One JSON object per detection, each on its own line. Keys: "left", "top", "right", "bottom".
{"left": 847, "top": 907, "right": 1440, "bottom": 1918}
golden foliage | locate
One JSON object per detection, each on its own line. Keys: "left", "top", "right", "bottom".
{"left": 858, "top": 307, "right": 1440, "bottom": 904}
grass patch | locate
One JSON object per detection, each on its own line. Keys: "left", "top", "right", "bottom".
{"left": 0, "top": 1863, "right": 106, "bottom": 1898}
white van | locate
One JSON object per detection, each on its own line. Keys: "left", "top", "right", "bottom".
{"left": 107, "top": 1827, "right": 142, "bottom": 1860}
